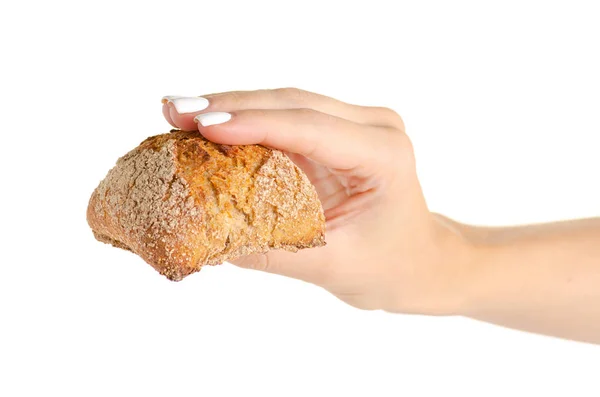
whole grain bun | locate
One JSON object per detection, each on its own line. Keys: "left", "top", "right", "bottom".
{"left": 87, "top": 130, "right": 326, "bottom": 281}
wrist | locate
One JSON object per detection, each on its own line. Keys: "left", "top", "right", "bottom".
{"left": 383, "top": 213, "right": 479, "bottom": 316}
{"left": 430, "top": 214, "right": 515, "bottom": 318}
{"left": 424, "top": 213, "right": 482, "bottom": 316}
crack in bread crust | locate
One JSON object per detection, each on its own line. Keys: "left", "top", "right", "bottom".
{"left": 87, "top": 130, "right": 326, "bottom": 281}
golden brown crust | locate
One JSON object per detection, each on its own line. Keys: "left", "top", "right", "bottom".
{"left": 87, "top": 130, "right": 326, "bottom": 281}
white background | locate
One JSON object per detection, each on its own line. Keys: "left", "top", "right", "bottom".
{"left": 1, "top": 1, "right": 599, "bottom": 396}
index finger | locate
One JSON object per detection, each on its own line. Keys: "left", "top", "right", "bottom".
{"left": 195, "top": 108, "right": 400, "bottom": 174}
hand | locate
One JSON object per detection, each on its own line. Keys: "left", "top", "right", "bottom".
{"left": 162, "top": 89, "right": 470, "bottom": 314}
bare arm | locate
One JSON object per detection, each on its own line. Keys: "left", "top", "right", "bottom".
{"left": 438, "top": 215, "right": 600, "bottom": 344}
{"left": 162, "top": 88, "right": 600, "bottom": 344}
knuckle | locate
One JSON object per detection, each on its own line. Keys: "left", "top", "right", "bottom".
{"left": 275, "top": 87, "right": 311, "bottom": 105}
{"left": 292, "top": 108, "right": 338, "bottom": 129}
{"left": 380, "top": 128, "right": 415, "bottom": 164}
{"left": 224, "top": 90, "right": 247, "bottom": 107}
{"left": 293, "top": 107, "right": 319, "bottom": 119}
{"left": 377, "top": 106, "right": 399, "bottom": 118}
{"left": 394, "top": 130, "right": 413, "bottom": 153}
{"left": 375, "top": 107, "right": 405, "bottom": 130}
{"left": 250, "top": 108, "right": 270, "bottom": 118}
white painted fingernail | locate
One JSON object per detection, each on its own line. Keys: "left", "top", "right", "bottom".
{"left": 194, "top": 112, "right": 232, "bottom": 127}
{"left": 161, "top": 96, "right": 209, "bottom": 113}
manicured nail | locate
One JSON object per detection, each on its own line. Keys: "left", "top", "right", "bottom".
{"left": 194, "top": 112, "right": 232, "bottom": 127}
{"left": 161, "top": 96, "right": 209, "bottom": 113}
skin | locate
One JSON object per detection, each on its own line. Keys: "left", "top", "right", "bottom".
{"left": 162, "top": 88, "right": 600, "bottom": 344}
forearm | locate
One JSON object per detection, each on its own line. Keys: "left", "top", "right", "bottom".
{"left": 440, "top": 215, "right": 600, "bottom": 344}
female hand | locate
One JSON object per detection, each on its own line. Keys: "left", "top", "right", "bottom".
{"left": 161, "top": 88, "right": 470, "bottom": 314}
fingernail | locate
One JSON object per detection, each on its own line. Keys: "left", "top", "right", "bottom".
{"left": 161, "top": 96, "right": 209, "bottom": 113}
{"left": 194, "top": 112, "right": 232, "bottom": 127}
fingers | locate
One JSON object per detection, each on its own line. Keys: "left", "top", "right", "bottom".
{"left": 161, "top": 88, "right": 404, "bottom": 131}
{"left": 205, "top": 88, "right": 404, "bottom": 129}
{"left": 195, "top": 108, "right": 397, "bottom": 171}
{"left": 161, "top": 96, "right": 209, "bottom": 131}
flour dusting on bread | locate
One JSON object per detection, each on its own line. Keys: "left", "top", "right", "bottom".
{"left": 87, "top": 130, "right": 325, "bottom": 281}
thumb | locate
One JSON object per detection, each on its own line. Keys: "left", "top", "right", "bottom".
{"left": 228, "top": 228, "right": 354, "bottom": 286}
{"left": 229, "top": 245, "right": 331, "bottom": 286}
{"left": 228, "top": 229, "right": 345, "bottom": 286}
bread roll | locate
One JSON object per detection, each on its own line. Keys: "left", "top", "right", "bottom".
{"left": 87, "top": 130, "right": 326, "bottom": 281}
